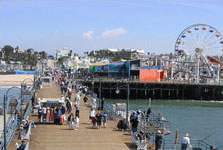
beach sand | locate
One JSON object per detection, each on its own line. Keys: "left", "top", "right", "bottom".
{"left": 0, "top": 74, "right": 34, "bottom": 86}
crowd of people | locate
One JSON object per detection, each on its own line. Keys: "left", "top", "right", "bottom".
{"left": 89, "top": 110, "right": 108, "bottom": 129}
{"left": 43, "top": 70, "right": 109, "bottom": 132}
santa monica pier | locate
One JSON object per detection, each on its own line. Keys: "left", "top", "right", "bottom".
{"left": 0, "top": 24, "right": 223, "bottom": 150}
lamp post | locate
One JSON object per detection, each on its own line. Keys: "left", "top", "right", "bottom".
{"left": 126, "top": 83, "right": 130, "bottom": 127}
{"left": 21, "top": 78, "right": 34, "bottom": 103}
{"left": 4, "top": 87, "right": 21, "bottom": 150}
{"left": 3, "top": 95, "right": 6, "bottom": 150}
{"left": 115, "top": 82, "right": 130, "bottom": 128}
{"left": 99, "top": 79, "right": 102, "bottom": 110}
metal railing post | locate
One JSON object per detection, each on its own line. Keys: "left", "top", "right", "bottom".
{"left": 4, "top": 95, "right": 7, "bottom": 150}
{"left": 126, "top": 83, "right": 129, "bottom": 127}
{"left": 99, "top": 79, "right": 101, "bottom": 110}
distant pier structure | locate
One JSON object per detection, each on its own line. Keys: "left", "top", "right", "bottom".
{"left": 77, "top": 79, "right": 223, "bottom": 101}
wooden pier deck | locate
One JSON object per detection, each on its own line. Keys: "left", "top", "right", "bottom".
{"left": 8, "top": 82, "right": 133, "bottom": 150}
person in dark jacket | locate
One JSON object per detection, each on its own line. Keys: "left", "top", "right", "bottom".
{"left": 146, "top": 107, "right": 152, "bottom": 119}
{"left": 96, "top": 112, "right": 102, "bottom": 129}
{"left": 155, "top": 130, "right": 163, "bottom": 150}
{"left": 68, "top": 113, "right": 74, "bottom": 130}
{"left": 83, "top": 95, "right": 88, "bottom": 104}
{"left": 16, "top": 140, "right": 26, "bottom": 150}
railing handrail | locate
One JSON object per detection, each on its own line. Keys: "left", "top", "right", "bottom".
{"left": 23, "top": 101, "right": 32, "bottom": 120}
{"left": 0, "top": 100, "right": 32, "bottom": 150}
{"left": 163, "top": 139, "right": 216, "bottom": 150}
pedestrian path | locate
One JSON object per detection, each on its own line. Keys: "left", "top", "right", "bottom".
{"left": 9, "top": 82, "right": 132, "bottom": 150}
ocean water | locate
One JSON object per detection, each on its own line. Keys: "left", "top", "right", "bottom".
{"left": 0, "top": 86, "right": 31, "bottom": 106}
{"left": 105, "top": 99, "right": 223, "bottom": 148}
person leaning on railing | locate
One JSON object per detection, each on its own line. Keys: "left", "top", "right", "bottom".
{"left": 155, "top": 130, "right": 164, "bottom": 150}
{"left": 181, "top": 133, "right": 192, "bottom": 150}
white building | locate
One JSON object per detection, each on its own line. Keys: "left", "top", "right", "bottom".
{"left": 56, "top": 47, "right": 69, "bottom": 59}
{"left": 47, "top": 59, "right": 55, "bottom": 70}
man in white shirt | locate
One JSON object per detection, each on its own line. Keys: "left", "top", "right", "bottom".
{"left": 181, "top": 133, "right": 192, "bottom": 150}
{"left": 61, "top": 95, "right": 65, "bottom": 102}
{"left": 89, "top": 108, "right": 95, "bottom": 120}
{"left": 42, "top": 106, "right": 47, "bottom": 122}
{"left": 75, "top": 93, "right": 80, "bottom": 106}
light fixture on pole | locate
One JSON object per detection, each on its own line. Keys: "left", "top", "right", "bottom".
{"left": 115, "top": 82, "right": 130, "bottom": 128}
{"left": 21, "top": 78, "right": 34, "bottom": 103}
{"left": 115, "top": 88, "right": 120, "bottom": 94}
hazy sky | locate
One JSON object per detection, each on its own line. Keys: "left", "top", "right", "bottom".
{"left": 0, "top": 0, "right": 223, "bottom": 55}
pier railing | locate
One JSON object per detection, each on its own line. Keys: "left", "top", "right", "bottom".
{"left": 23, "top": 101, "right": 32, "bottom": 120}
{"left": 0, "top": 100, "right": 33, "bottom": 150}
{"left": 75, "top": 77, "right": 223, "bottom": 86}
{"left": 0, "top": 100, "right": 21, "bottom": 150}
{"left": 103, "top": 103, "right": 118, "bottom": 120}
{"left": 162, "top": 139, "right": 216, "bottom": 150}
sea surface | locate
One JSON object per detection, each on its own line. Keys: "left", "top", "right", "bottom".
{"left": 0, "top": 86, "right": 31, "bottom": 106}
{"left": 105, "top": 99, "right": 223, "bottom": 148}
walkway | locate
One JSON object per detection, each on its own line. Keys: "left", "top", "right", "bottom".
{"left": 9, "top": 82, "right": 132, "bottom": 150}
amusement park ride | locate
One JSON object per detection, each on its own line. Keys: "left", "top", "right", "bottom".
{"left": 166, "top": 24, "right": 223, "bottom": 83}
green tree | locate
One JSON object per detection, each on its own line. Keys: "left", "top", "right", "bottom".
{"left": 2, "top": 45, "right": 14, "bottom": 63}
{"left": 39, "top": 51, "right": 47, "bottom": 59}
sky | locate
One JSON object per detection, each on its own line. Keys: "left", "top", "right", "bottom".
{"left": 0, "top": 0, "right": 223, "bottom": 55}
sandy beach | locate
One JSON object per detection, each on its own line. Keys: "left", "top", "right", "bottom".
{"left": 0, "top": 74, "right": 34, "bottom": 86}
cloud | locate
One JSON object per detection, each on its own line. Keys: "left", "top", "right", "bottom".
{"left": 82, "top": 31, "right": 94, "bottom": 39}
{"left": 100, "top": 28, "right": 127, "bottom": 38}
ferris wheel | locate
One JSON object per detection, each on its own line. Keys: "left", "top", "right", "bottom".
{"left": 175, "top": 24, "right": 223, "bottom": 56}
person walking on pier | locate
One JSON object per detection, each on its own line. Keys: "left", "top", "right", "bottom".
{"left": 89, "top": 108, "right": 95, "bottom": 121}
{"left": 155, "top": 130, "right": 164, "bottom": 150}
{"left": 103, "top": 112, "right": 108, "bottom": 128}
{"left": 75, "top": 92, "right": 80, "bottom": 106}
{"left": 96, "top": 112, "right": 102, "bottom": 129}
{"left": 67, "top": 86, "right": 72, "bottom": 99}
{"left": 38, "top": 108, "right": 43, "bottom": 123}
{"left": 75, "top": 115, "right": 79, "bottom": 130}
{"left": 91, "top": 117, "right": 97, "bottom": 129}
{"left": 60, "top": 81, "right": 65, "bottom": 94}
{"left": 181, "top": 133, "right": 192, "bottom": 150}
{"left": 42, "top": 106, "right": 47, "bottom": 122}
{"left": 130, "top": 112, "right": 139, "bottom": 132}
{"left": 16, "top": 140, "right": 26, "bottom": 150}
{"left": 83, "top": 95, "right": 88, "bottom": 104}
{"left": 146, "top": 107, "right": 152, "bottom": 120}
{"left": 75, "top": 105, "right": 80, "bottom": 119}
{"left": 66, "top": 100, "right": 72, "bottom": 114}
{"left": 68, "top": 113, "right": 74, "bottom": 130}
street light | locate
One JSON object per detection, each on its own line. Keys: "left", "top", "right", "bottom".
{"left": 99, "top": 79, "right": 102, "bottom": 110}
{"left": 115, "top": 82, "right": 130, "bottom": 128}
{"left": 21, "top": 78, "right": 34, "bottom": 103}
{"left": 4, "top": 87, "right": 21, "bottom": 150}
